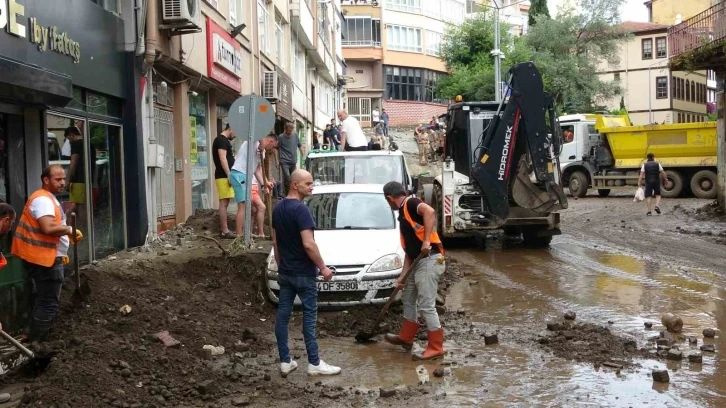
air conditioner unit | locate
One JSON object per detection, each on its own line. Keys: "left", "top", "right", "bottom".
{"left": 263, "top": 71, "right": 279, "bottom": 100}
{"left": 161, "top": 0, "right": 202, "bottom": 30}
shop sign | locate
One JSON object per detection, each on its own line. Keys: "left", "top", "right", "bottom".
{"left": 206, "top": 17, "right": 241, "bottom": 93}
{"left": 0, "top": 0, "right": 81, "bottom": 63}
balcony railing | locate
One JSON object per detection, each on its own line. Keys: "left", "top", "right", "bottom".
{"left": 669, "top": 2, "right": 726, "bottom": 57}
{"left": 341, "top": 0, "right": 380, "bottom": 5}
{"left": 342, "top": 40, "right": 382, "bottom": 47}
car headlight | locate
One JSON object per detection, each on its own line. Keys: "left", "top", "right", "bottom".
{"left": 368, "top": 254, "right": 403, "bottom": 273}
{"left": 266, "top": 256, "right": 278, "bottom": 280}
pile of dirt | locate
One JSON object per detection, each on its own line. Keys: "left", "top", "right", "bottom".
{"left": 536, "top": 322, "right": 647, "bottom": 367}
{"left": 2, "top": 249, "right": 327, "bottom": 407}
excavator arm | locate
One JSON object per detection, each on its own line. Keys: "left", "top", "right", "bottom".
{"left": 470, "top": 62, "right": 568, "bottom": 228}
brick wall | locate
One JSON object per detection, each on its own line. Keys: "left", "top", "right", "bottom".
{"left": 381, "top": 100, "right": 448, "bottom": 127}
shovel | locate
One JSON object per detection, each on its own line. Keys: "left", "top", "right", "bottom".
{"left": 69, "top": 213, "right": 87, "bottom": 305}
{"left": 0, "top": 329, "right": 54, "bottom": 373}
{"left": 355, "top": 253, "right": 425, "bottom": 342}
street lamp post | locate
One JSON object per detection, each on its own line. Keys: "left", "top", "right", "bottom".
{"left": 480, "top": 0, "right": 531, "bottom": 102}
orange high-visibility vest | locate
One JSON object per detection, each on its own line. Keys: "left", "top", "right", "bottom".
{"left": 11, "top": 189, "right": 62, "bottom": 267}
{"left": 400, "top": 196, "right": 444, "bottom": 255}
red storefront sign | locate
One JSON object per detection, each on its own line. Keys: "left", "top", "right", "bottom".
{"left": 206, "top": 17, "right": 242, "bottom": 93}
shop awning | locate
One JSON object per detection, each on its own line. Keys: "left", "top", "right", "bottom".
{"left": 0, "top": 56, "right": 72, "bottom": 107}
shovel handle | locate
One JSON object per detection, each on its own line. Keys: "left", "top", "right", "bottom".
{"left": 373, "top": 253, "right": 425, "bottom": 324}
{"left": 70, "top": 213, "right": 82, "bottom": 300}
{"left": 0, "top": 330, "right": 35, "bottom": 359}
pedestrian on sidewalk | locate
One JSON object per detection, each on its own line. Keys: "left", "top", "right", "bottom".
{"left": 638, "top": 152, "right": 667, "bottom": 216}
{"left": 372, "top": 106, "right": 381, "bottom": 128}
{"left": 381, "top": 108, "right": 390, "bottom": 139}
{"left": 375, "top": 121, "right": 386, "bottom": 149}
{"left": 230, "top": 133, "right": 279, "bottom": 237}
{"left": 382, "top": 181, "right": 446, "bottom": 360}
{"left": 12, "top": 165, "right": 83, "bottom": 342}
{"left": 416, "top": 127, "right": 430, "bottom": 166}
{"left": 278, "top": 123, "right": 305, "bottom": 195}
{"left": 272, "top": 169, "right": 341, "bottom": 377}
{"left": 337, "top": 109, "right": 368, "bottom": 151}
{"left": 334, "top": 125, "right": 343, "bottom": 150}
{"left": 212, "top": 124, "right": 237, "bottom": 239}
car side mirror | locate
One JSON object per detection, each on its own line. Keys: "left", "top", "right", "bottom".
{"left": 410, "top": 176, "right": 420, "bottom": 194}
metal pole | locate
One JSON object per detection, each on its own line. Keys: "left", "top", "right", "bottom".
{"left": 494, "top": 8, "right": 502, "bottom": 102}
{"left": 648, "top": 65, "right": 653, "bottom": 125}
{"left": 243, "top": 96, "right": 256, "bottom": 248}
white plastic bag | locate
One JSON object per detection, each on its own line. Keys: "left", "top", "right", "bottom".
{"left": 634, "top": 186, "right": 645, "bottom": 202}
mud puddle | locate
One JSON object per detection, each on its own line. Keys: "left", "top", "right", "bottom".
{"left": 295, "top": 237, "right": 724, "bottom": 407}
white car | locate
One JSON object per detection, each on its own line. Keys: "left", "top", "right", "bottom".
{"left": 265, "top": 184, "right": 405, "bottom": 307}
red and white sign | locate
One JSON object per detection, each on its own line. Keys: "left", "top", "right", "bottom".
{"left": 206, "top": 17, "right": 242, "bottom": 93}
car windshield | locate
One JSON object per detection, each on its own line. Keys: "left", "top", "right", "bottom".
{"left": 305, "top": 192, "right": 395, "bottom": 230}
{"left": 308, "top": 155, "right": 405, "bottom": 185}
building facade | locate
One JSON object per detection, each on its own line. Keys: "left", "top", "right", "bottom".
{"left": 0, "top": 0, "right": 144, "bottom": 330}
{"left": 598, "top": 22, "right": 707, "bottom": 125}
{"left": 466, "top": 0, "right": 530, "bottom": 37}
{"left": 341, "top": 0, "right": 465, "bottom": 127}
{"left": 143, "top": 0, "right": 343, "bottom": 234}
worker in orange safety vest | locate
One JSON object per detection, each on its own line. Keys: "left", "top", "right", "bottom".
{"left": 12, "top": 165, "right": 83, "bottom": 342}
{"left": 382, "top": 181, "right": 446, "bottom": 360}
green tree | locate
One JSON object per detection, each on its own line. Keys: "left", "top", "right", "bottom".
{"left": 438, "top": 13, "right": 529, "bottom": 101}
{"left": 524, "top": 0, "right": 629, "bottom": 112}
{"left": 528, "top": 0, "right": 550, "bottom": 27}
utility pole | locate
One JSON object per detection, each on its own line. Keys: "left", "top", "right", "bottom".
{"left": 492, "top": 7, "right": 502, "bottom": 102}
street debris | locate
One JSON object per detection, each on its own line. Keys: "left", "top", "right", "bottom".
{"left": 379, "top": 387, "right": 397, "bottom": 398}
{"left": 703, "top": 328, "right": 716, "bottom": 338}
{"left": 416, "top": 365, "right": 429, "bottom": 385}
{"left": 644, "top": 322, "right": 653, "bottom": 329}
{"left": 688, "top": 352, "right": 703, "bottom": 363}
{"left": 155, "top": 330, "right": 181, "bottom": 348}
{"left": 661, "top": 313, "right": 683, "bottom": 332}
{"left": 700, "top": 344, "right": 716, "bottom": 352}
{"left": 652, "top": 369, "right": 670, "bottom": 383}
{"left": 483, "top": 332, "right": 499, "bottom": 345}
{"left": 564, "top": 311, "right": 576, "bottom": 320}
{"left": 202, "top": 345, "right": 225, "bottom": 356}
{"left": 667, "top": 349, "right": 683, "bottom": 361}
{"left": 118, "top": 305, "right": 132, "bottom": 315}
{"left": 537, "top": 322, "right": 644, "bottom": 366}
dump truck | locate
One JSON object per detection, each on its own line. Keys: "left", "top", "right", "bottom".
{"left": 420, "top": 62, "right": 568, "bottom": 247}
{"left": 558, "top": 114, "right": 718, "bottom": 198}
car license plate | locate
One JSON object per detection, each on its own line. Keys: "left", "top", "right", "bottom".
{"left": 317, "top": 281, "right": 360, "bottom": 291}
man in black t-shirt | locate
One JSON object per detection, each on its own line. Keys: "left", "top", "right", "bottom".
{"left": 382, "top": 181, "right": 446, "bottom": 361}
{"left": 212, "top": 124, "right": 236, "bottom": 238}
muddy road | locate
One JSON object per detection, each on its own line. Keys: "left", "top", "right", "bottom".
{"left": 1, "top": 197, "right": 724, "bottom": 407}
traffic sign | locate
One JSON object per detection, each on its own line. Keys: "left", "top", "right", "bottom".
{"left": 228, "top": 94, "right": 276, "bottom": 140}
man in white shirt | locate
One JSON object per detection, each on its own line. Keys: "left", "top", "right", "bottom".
{"left": 371, "top": 107, "right": 381, "bottom": 128}
{"left": 336, "top": 109, "right": 368, "bottom": 152}
{"left": 229, "top": 133, "right": 279, "bottom": 236}
{"left": 12, "top": 165, "right": 83, "bottom": 342}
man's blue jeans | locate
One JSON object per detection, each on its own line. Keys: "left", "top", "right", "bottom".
{"left": 275, "top": 274, "right": 320, "bottom": 366}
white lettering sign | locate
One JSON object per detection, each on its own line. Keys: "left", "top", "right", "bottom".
{"left": 498, "top": 125, "right": 513, "bottom": 181}
{"left": 212, "top": 33, "right": 242, "bottom": 78}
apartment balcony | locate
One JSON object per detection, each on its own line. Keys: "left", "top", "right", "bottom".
{"left": 669, "top": 2, "right": 726, "bottom": 71}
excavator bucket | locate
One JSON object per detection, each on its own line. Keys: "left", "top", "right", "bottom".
{"left": 511, "top": 154, "right": 567, "bottom": 213}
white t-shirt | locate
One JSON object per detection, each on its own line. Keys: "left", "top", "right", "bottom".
{"left": 640, "top": 163, "right": 664, "bottom": 172}
{"left": 372, "top": 109, "right": 380, "bottom": 122}
{"left": 341, "top": 116, "right": 367, "bottom": 148}
{"left": 29, "top": 195, "right": 69, "bottom": 257}
{"left": 232, "top": 141, "right": 264, "bottom": 184}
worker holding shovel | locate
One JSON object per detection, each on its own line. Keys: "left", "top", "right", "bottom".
{"left": 11, "top": 165, "right": 83, "bottom": 342}
{"left": 382, "top": 181, "right": 446, "bottom": 360}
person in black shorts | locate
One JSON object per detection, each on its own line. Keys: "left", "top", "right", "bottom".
{"left": 638, "top": 152, "right": 667, "bottom": 216}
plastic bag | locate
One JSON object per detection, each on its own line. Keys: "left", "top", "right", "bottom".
{"left": 634, "top": 186, "right": 645, "bottom": 202}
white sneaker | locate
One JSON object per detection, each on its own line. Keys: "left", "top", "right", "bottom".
{"left": 307, "top": 359, "right": 341, "bottom": 376}
{"left": 280, "top": 360, "right": 298, "bottom": 377}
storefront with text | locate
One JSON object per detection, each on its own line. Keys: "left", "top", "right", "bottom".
{"left": 0, "top": 0, "right": 144, "bottom": 331}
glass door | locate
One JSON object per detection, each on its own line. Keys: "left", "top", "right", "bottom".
{"left": 46, "top": 113, "right": 91, "bottom": 265}
{"left": 88, "top": 122, "right": 125, "bottom": 259}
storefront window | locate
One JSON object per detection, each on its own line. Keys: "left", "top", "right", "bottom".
{"left": 189, "top": 93, "right": 210, "bottom": 212}
{"left": 87, "top": 91, "right": 122, "bottom": 117}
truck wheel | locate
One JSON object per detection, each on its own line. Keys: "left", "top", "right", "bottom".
{"left": 690, "top": 170, "right": 718, "bottom": 199}
{"left": 568, "top": 171, "right": 588, "bottom": 198}
{"left": 522, "top": 230, "right": 552, "bottom": 248}
{"left": 597, "top": 189, "right": 611, "bottom": 197}
{"left": 661, "top": 170, "right": 684, "bottom": 198}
